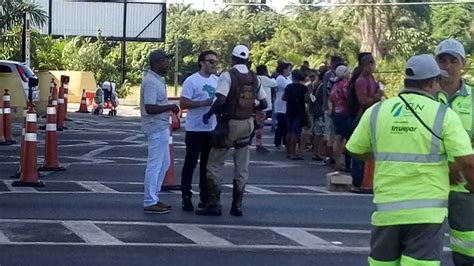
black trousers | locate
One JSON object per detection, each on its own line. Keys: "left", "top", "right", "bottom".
{"left": 274, "top": 113, "right": 287, "bottom": 147}
{"left": 180, "top": 131, "right": 212, "bottom": 202}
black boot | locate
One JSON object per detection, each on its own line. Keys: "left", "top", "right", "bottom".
{"left": 196, "top": 179, "right": 221, "bottom": 216}
{"left": 195, "top": 204, "right": 222, "bottom": 216}
{"left": 182, "top": 196, "right": 194, "bottom": 212}
{"left": 230, "top": 180, "right": 244, "bottom": 216}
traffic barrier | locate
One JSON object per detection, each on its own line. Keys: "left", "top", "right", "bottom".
{"left": 326, "top": 171, "right": 352, "bottom": 192}
{"left": 12, "top": 106, "right": 44, "bottom": 187}
{"left": 3, "top": 90, "right": 16, "bottom": 144}
{"left": 38, "top": 104, "right": 65, "bottom": 171}
{"left": 161, "top": 114, "right": 180, "bottom": 191}
{"left": 76, "top": 89, "right": 90, "bottom": 113}
{"left": 57, "top": 83, "right": 66, "bottom": 131}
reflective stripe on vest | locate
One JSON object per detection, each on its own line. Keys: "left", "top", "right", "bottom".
{"left": 375, "top": 199, "right": 447, "bottom": 211}
{"left": 451, "top": 236, "right": 474, "bottom": 249}
{"left": 370, "top": 101, "right": 448, "bottom": 163}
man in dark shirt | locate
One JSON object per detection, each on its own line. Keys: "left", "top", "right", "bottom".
{"left": 283, "top": 70, "right": 309, "bottom": 160}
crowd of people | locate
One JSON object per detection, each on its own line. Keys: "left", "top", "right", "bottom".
{"left": 140, "top": 38, "right": 474, "bottom": 266}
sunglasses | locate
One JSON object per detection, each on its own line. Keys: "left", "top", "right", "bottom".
{"left": 204, "top": 59, "right": 219, "bottom": 65}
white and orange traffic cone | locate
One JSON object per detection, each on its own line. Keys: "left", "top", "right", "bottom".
{"left": 57, "top": 83, "right": 66, "bottom": 131}
{"left": 38, "top": 104, "right": 65, "bottom": 172}
{"left": 161, "top": 114, "right": 180, "bottom": 191}
{"left": 3, "top": 89, "right": 16, "bottom": 145}
{"left": 60, "top": 75, "right": 70, "bottom": 119}
{"left": 0, "top": 98, "right": 6, "bottom": 145}
{"left": 12, "top": 106, "right": 44, "bottom": 187}
{"left": 10, "top": 109, "right": 27, "bottom": 179}
{"left": 76, "top": 89, "right": 90, "bottom": 113}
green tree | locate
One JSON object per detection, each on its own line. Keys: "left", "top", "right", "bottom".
{"left": 0, "top": 0, "right": 47, "bottom": 34}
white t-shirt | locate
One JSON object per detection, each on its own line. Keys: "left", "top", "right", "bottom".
{"left": 181, "top": 72, "right": 218, "bottom": 132}
{"left": 257, "top": 75, "right": 277, "bottom": 112}
{"left": 274, "top": 75, "right": 291, "bottom": 114}
{"left": 216, "top": 64, "right": 266, "bottom": 100}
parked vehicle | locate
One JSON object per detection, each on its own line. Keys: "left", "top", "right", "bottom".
{"left": 0, "top": 60, "right": 39, "bottom": 102}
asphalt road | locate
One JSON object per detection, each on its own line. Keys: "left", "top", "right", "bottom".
{"left": 0, "top": 104, "right": 455, "bottom": 266}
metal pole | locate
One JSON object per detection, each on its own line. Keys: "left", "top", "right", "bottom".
{"left": 121, "top": 41, "right": 126, "bottom": 84}
{"left": 174, "top": 38, "right": 179, "bottom": 96}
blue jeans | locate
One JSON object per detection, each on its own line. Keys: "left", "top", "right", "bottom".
{"left": 144, "top": 129, "right": 170, "bottom": 207}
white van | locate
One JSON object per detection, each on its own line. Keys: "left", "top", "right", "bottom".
{"left": 0, "top": 60, "right": 40, "bottom": 102}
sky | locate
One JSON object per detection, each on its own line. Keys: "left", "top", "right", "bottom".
{"left": 166, "top": 0, "right": 296, "bottom": 13}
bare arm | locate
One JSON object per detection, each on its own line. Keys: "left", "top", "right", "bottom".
{"left": 145, "top": 103, "right": 179, "bottom": 115}
{"left": 179, "top": 97, "right": 212, "bottom": 110}
{"left": 453, "top": 154, "right": 474, "bottom": 193}
{"left": 203, "top": 93, "right": 226, "bottom": 124}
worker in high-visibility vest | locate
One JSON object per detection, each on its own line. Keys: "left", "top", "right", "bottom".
{"left": 346, "top": 54, "right": 474, "bottom": 266}
{"left": 435, "top": 38, "right": 474, "bottom": 266}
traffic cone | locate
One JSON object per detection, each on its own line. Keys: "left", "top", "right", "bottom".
{"left": 57, "top": 83, "right": 66, "bottom": 131}
{"left": 12, "top": 106, "right": 44, "bottom": 187}
{"left": 38, "top": 104, "right": 66, "bottom": 171}
{"left": 161, "top": 114, "right": 180, "bottom": 191}
{"left": 10, "top": 109, "right": 27, "bottom": 178}
{"left": 49, "top": 79, "right": 58, "bottom": 107}
{"left": 3, "top": 90, "right": 16, "bottom": 145}
{"left": 0, "top": 100, "right": 6, "bottom": 145}
{"left": 359, "top": 160, "right": 374, "bottom": 194}
{"left": 60, "top": 76, "right": 70, "bottom": 119}
{"left": 76, "top": 89, "right": 90, "bottom": 113}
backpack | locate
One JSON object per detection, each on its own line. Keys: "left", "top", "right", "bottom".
{"left": 347, "top": 68, "right": 362, "bottom": 116}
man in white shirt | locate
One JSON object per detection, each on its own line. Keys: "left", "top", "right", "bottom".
{"left": 179, "top": 50, "right": 219, "bottom": 212}
{"left": 196, "top": 45, "right": 267, "bottom": 217}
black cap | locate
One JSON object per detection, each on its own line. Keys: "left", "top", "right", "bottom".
{"left": 149, "top": 49, "right": 173, "bottom": 65}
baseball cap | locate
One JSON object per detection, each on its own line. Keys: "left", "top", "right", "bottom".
{"left": 232, "top": 45, "right": 250, "bottom": 60}
{"left": 335, "top": 65, "right": 350, "bottom": 78}
{"left": 435, "top": 39, "right": 465, "bottom": 62}
{"left": 149, "top": 49, "right": 173, "bottom": 65}
{"left": 405, "top": 54, "right": 448, "bottom": 80}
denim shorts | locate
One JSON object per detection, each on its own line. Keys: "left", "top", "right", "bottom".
{"left": 287, "top": 116, "right": 305, "bottom": 136}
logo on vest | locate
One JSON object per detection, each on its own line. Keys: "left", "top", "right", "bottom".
{"left": 391, "top": 102, "right": 424, "bottom": 117}
{"left": 391, "top": 125, "right": 417, "bottom": 134}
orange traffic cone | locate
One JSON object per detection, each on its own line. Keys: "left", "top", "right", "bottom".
{"left": 76, "top": 89, "right": 90, "bottom": 113}
{"left": 38, "top": 104, "right": 66, "bottom": 172}
{"left": 60, "top": 75, "right": 70, "bottom": 118}
{"left": 359, "top": 160, "right": 374, "bottom": 194}
{"left": 3, "top": 90, "right": 16, "bottom": 144}
{"left": 161, "top": 114, "right": 180, "bottom": 191}
{"left": 57, "top": 83, "right": 66, "bottom": 131}
{"left": 0, "top": 97, "right": 6, "bottom": 145}
{"left": 10, "top": 109, "right": 27, "bottom": 179}
{"left": 12, "top": 106, "right": 44, "bottom": 187}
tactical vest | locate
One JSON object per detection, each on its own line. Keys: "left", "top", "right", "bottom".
{"left": 224, "top": 68, "right": 259, "bottom": 120}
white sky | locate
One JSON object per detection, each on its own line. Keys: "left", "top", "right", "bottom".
{"left": 167, "top": 0, "right": 296, "bottom": 13}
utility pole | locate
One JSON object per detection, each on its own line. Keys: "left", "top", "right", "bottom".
{"left": 174, "top": 38, "right": 179, "bottom": 96}
{"left": 22, "top": 12, "right": 31, "bottom": 67}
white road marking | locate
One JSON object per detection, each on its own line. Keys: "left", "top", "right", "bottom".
{"left": 243, "top": 185, "right": 279, "bottom": 195}
{"left": 76, "top": 181, "right": 118, "bottom": 193}
{"left": 122, "top": 134, "right": 144, "bottom": 142}
{"left": 271, "top": 228, "right": 335, "bottom": 248}
{"left": 62, "top": 221, "right": 122, "bottom": 245}
{"left": 82, "top": 146, "right": 114, "bottom": 158}
{"left": 0, "top": 231, "right": 10, "bottom": 243}
{"left": 167, "top": 224, "right": 233, "bottom": 246}
{"left": 3, "top": 181, "right": 37, "bottom": 192}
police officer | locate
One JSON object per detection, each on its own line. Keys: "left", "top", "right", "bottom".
{"left": 435, "top": 39, "right": 474, "bottom": 266}
{"left": 195, "top": 45, "right": 267, "bottom": 217}
{"left": 346, "top": 54, "right": 474, "bottom": 266}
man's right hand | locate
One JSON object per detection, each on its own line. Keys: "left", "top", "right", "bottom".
{"left": 202, "top": 113, "right": 210, "bottom": 124}
{"left": 201, "top": 98, "right": 213, "bottom": 107}
{"left": 169, "top": 103, "right": 180, "bottom": 114}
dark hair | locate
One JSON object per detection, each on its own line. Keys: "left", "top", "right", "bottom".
{"left": 347, "top": 66, "right": 363, "bottom": 116}
{"left": 291, "top": 69, "right": 306, "bottom": 82}
{"left": 360, "top": 54, "right": 375, "bottom": 67}
{"left": 300, "top": 64, "right": 310, "bottom": 73}
{"left": 303, "top": 60, "right": 310, "bottom": 65}
{"left": 404, "top": 77, "right": 439, "bottom": 89}
{"left": 197, "top": 50, "right": 218, "bottom": 69}
{"left": 330, "top": 55, "right": 344, "bottom": 66}
{"left": 357, "top": 52, "right": 372, "bottom": 65}
{"left": 276, "top": 62, "right": 291, "bottom": 74}
{"left": 232, "top": 55, "right": 248, "bottom": 65}
{"left": 256, "top": 65, "right": 268, "bottom": 76}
